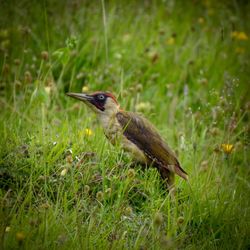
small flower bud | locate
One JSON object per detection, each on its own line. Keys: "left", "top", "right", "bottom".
{"left": 41, "top": 51, "right": 49, "bottom": 60}
{"left": 14, "top": 58, "right": 21, "bottom": 65}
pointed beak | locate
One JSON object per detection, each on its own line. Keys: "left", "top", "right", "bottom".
{"left": 66, "top": 92, "right": 94, "bottom": 102}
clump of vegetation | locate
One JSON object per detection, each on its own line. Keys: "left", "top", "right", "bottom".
{"left": 0, "top": 0, "right": 250, "bottom": 249}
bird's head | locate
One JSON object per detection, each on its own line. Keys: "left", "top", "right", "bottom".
{"left": 66, "top": 91, "right": 120, "bottom": 115}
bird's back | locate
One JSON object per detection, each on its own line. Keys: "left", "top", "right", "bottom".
{"left": 116, "top": 111, "right": 188, "bottom": 180}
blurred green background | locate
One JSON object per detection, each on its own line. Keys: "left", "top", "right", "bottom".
{"left": 0, "top": 0, "right": 250, "bottom": 249}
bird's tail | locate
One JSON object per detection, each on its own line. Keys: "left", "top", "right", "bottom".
{"left": 174, "top": 164, "right": 188, "bottom": 180}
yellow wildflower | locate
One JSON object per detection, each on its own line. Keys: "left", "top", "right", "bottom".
{"left": 221, "top": 144, "right": 234, "bottom": 154}
{"left": 237, "top": 32, "right": 248, "bottom": 40}
{"left": 231, "top": 31, "right": 248, "bottom": 41}
{"left": 16, "top": 232, "right": 26, "bottom": 242}
{"left": 82, "top": 85, "right": 89, "bottom": 92}
{"left": 85, "top": 128, "right": 93, "bottom": 136}
{"left": 166, "top": 37, "right": 175, "bottom": 45}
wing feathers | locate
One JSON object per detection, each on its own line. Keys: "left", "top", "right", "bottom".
{"left": 116, "top": 111, "right": 188, "bottom": 180}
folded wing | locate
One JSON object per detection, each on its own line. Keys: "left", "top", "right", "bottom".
{"left": 116, "top": 111, "right": 188, "bottom": 180}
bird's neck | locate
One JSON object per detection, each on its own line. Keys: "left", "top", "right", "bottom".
{"left": 98, "top": 109, "right": 119, "bottom": 130}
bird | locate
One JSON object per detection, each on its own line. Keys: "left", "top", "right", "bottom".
{"left": 66, "top": 91, "right": 188, "bottom": 195}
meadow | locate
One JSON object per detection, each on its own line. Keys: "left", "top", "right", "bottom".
{"left": 0, "top": 0, "right": 250, "bottom": 249}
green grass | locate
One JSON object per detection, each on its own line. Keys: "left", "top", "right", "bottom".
{"left": 0, "top": 0, "right": 250, "bottom": 249}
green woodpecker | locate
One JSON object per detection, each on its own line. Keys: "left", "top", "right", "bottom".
{"left": 67, "top": 91, "right": 188, "bottom": 193}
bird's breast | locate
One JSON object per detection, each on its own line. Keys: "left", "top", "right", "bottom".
{"left": 99, "top": 114, "right": 147, "bottom": 163}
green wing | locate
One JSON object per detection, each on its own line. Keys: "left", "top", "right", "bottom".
{"left": 116, "top": 111, "right": 188, "bottom": 180}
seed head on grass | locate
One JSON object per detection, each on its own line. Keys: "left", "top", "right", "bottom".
{"left": 14, "top": 58, "right": 21, "bottom": 65}
{"left": 66, "top": 154, "right": 73, "bottom": 164}
{"left": 209, "top": 127, "right": 220, "bottom": 136}
{"left": 177, "top": 216, "right": 184, "bottom": 225}
{"left": 153, "top": 212, "right": 164, "bottom": 228}
{"left": 124, "top": 206, "right": 133, "bottom": 216}
{"left": 24, "top": 71, "right": 32, "bottom": 83}
{"left": 3, "top": 64, "right": 10, "bottom": 75}
{"left": 84, "top": 185, "right": 90, "bottom": 195}
{"left": 96, "top": 191, "right": 104, "bottom": 201}
{"left": 41, "top": 51, "right": 49, "bottom": 60}
{"left": 127, "top": 168, "right": 136, "bottom": 179}
{"left": 135, "top": 84, "right": 143, "bottom": 92}
{"left": 15, "top": 80, "right": 22, "bottom": 89}
{"left": 200, "top": 160, "right": 209, "bottom": 172}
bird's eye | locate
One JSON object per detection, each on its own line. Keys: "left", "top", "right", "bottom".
{"left": 98, "top": 94, "right": 105, "bottom": 100}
